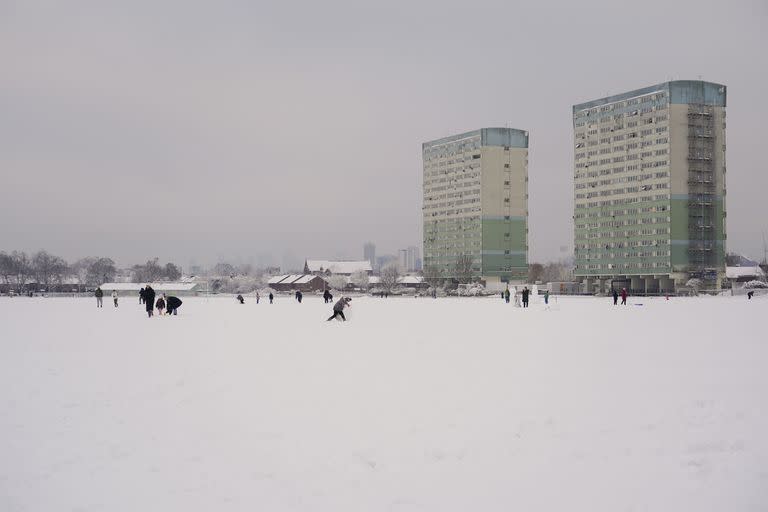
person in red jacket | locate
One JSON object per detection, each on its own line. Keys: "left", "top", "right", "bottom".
{"left": 620, "top": 287, "right": 628, "bottom": 305}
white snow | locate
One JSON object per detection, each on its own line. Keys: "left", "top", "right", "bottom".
{"left": 0, "top": 295, "right": 766, "bottom": 511}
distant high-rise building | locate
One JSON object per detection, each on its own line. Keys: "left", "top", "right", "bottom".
{"left": 397, "top": 246, "right": 421, "bottom": 272}
{"left": 398, "top": 249, "right": 408, "bottom": 273}
{"left": 407, "top": 246, "right": 420, "bottom": 272}
{"left": 572, "top": 80, "right": 727, "bottom": 293}
{"left": 423, "top": 128, "right": 529, "bottom": 285}
{"left": 363, "top": 242, "right": 376, "bottom": 270}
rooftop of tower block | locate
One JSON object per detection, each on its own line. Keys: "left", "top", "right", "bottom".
{"left": 572, "top": 80, "right": 727, "bottom": 114}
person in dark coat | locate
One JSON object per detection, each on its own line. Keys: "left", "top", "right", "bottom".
{"left": 504, "top": 288, "right": 510, "bottom": 303}
{"left": 166, "top": 295, "right": 182, "bottom": 315}
{"left": 139, "top": 287, "right": 145, "bottom": 304}
{"left": 296, "top": 291, "right": 303, "bottom": 303}
{"left": 620, "top": 288, "right": 628, "bottom": 305}
{"left": 327, "top": 297, "right": 351, "bottom": 321}
{"left": 144, "top": 285, "right": 156, "bottom": 317}
{"left": 94, "top": 287, "right": 104, "bottom": 308}
{"left": 521, "top": 287, "right": 530, "bottom": 308}
{"left": 612, "top": 288, "right": 619, "bottom": 305}
{"left": 748, "top": 291, "right": 754, "bottom": 300}
{"left": 323, "top": 290, "right": 331, "bottom": 303}
{"left": 236, "top": 294, "right": 245, "bottom": 304}
{"left": 269, "top": 292, "right": 274, "bottom": 304}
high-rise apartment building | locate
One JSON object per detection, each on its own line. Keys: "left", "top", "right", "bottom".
{"left": 423, "top": 128, "right": 528, "bottom": 286}
{"left": 363, "top": 242, "right": 376, "bottom": 270}
{"left": 397, "top": 246, "right": 421, "bottom": 273}
{"left": 572, "top": 80, "right": 727, "bottom": 293}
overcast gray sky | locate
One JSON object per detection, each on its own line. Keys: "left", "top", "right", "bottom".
{"left": 1, "top": 0, "right": 766, "bottom": 269}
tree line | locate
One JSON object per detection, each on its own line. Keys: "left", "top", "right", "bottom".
{"left": 0, "top": 250, "right": 182, "bottom": 290}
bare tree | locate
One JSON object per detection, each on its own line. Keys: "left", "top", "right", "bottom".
{"left": 131, "top": 258, "right": 163, "bottom": 283}
{"left": 380, "top": 262, "right": 400, "bottom": 291}
{"left": 10, "top": 251, "right": 31, "bottom": 289}
{"left": 212, "top": 262, "right": 236, "bottom": 277}
{"left": 453, "top": 254, "right": 475, "bottom": 284}
{"left": 88, "top": 258, "right": 117, "bottom": 285}
{"left": 32, "top": 250, "right": 69, "bottom": 287}
{"left": 164, "top": 262, "right": 182, "bottom": 281}
{"left": 71, "top": 257, "right": 96, "bottom": 286}
{"left": 327, "top": 274, "right": 348, "bottom": 291}
{"left": 0, "top": 252, "right": 14, "bottom": 284}
{"left": 528, "top": 263, "right": 544, "bottom": 283}
{"left": 349, "top": 269, "right": 369, "bottom": 290}
{"left": 422, "top": 264, "right": 443, "bottom": 288}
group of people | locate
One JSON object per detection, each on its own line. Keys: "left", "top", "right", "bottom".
{"left": 139, "top": 286, "right": 182, "bottom": 318}
{"left": 94, "top": 287, "right": 119, "bottom": 308}
{"left": 612, "top": 288, "right": 628, "bottom": 305}
{"left": 502, "top": 286, "right": 539, "bottom": 307}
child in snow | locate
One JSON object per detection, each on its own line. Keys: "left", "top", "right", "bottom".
{"left": 237, "top": 294, "right": 245, "bottom": 304}
{"left": 269, "top": 292, "right": 274, "bottom": 304}
{"left": 327, "top": 297, "right": 352, "bottom": 321}
{"left": 112, "top": 290, "right": 118, "bottom": 307}
{"left": 156, "top": 295, "right": 166, "bottom": 316}
{"left": 621, "top": 288, "right": 628, "bottom": 305}
{"left": 95, "top": 287, "right": 103, "bottom": 308}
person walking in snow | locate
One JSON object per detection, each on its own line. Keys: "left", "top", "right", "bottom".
{"left": 612, "top": 288, "right": 619, "bottom": 305}
{"left": 112, "top": 290, "right": 118, "bottom": 307}
{"left": 95, "top": 287, "right": 104, "bottom": 308}
{"left": 620, "top": 287, "right": 628, "bottom": 305}
{"left": 296, "top": 290, "right": 303, "bottom": 303}
{"left": 522, "top": 286, "right": 530, "bottom": 308}
{"left": 256, "top": 291, "right": 260, "bottom": 304}
{"left": 748, "top": 291, "right": 755, "bottom": 300}
{"left": 504, "top": 288, "right": 510, "bottom": 303}
{"left": 155, "top": 295, "right": 166, "bottom": 316}
{"left": 139, "top": 287, "right": 145, "bottom": 304}
{"left": 144, "top": 285, "right": 156, "bottom": 317}
{"left": 166, "top": 295, "right": 182, "bottom": 316}
{"left": 268, "top": 292, "right": 274, "bottom": 304}
{"left": 237, "top": 294, "right": 245, "bottom": 304}
{"left": 323, "top": 289, "right": 331, "bottom": 303}
{"left": 544, "top": 290, "right": 550, "bottom": 305}
{"left": 327, "top": 296, "right": 352, "bottom": 321}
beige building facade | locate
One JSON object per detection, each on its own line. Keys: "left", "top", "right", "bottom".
{"left": 573, "top": 80, "right": 727, "bottom": 293}
{"left": 423, "top": 128, "right": 528, "bottom": 286}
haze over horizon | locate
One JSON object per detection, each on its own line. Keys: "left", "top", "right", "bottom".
{"left": 2, "top": 0, "right": 767, "bottom": 269}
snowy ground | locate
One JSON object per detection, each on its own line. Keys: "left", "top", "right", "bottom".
{"left": 0, "top": 294, "right": 766, "bottom": 511}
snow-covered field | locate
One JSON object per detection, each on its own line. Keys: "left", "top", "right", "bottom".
{"left": 1, "top": 295, "right": 766, "bottom": 511}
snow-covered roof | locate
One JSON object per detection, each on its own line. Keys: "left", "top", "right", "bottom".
{"left": 398, "top": 276, "right": 424, "bottom": 285}
{"left": 368, "top": 276, "right": 381, "bottom": 284}
{"left": 726, "top": 266, "right": 765, "bottom": 279}
{"left": 293, "top": 274, "right": 323, "bottom": 284}
{"left": 267, "top": 275, "right": 290, "bottom": 284}
{"left": 282, "top": 275, "right": 305, "bottom": 284}
{"left": 99, "top": 282, "right": 199, "bottom": 291}
{"left": 305, "top": 260, "right": 372, "bottom": 274}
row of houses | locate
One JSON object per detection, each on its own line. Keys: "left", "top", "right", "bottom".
{"left": 268, "top": 273, "right": 427, "bottom": 292}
